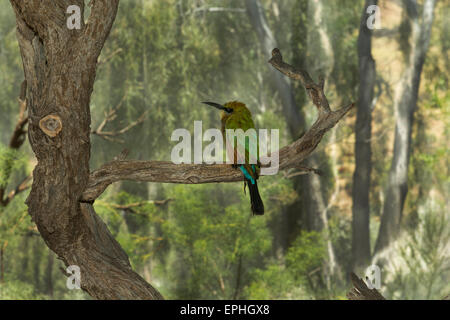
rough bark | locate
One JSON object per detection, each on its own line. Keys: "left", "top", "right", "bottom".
{"left": 374, "top": 0, "right": 436, "bottom": 254}
{"left": 351, "top": 0, "right": 378, "bottom": 271}
{"left": 347, "top": 272, "right": 385, "bottom": 300}
{"left": 10, "top": 0, "right": 162, "bottom": 299}
{"left": 10, "top": 0, "right": 353, "bottom": 299}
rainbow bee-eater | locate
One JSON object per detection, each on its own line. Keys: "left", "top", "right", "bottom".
{"left": 202, "top": 101, "right": 264, "bottom": 215}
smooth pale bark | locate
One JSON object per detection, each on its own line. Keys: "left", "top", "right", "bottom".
{"left": 306, "top": 0, "right": 340, "bottom": 284}
{"left": 375, "top": 0, "right": 436, "bottom": 254}
{"left": 245, "top": 0, "right": 303, "bottom": 138}
{"left": 245, "top": 0, "right": 306, "bottom": 257}
{"left": 351, "top": 0, "right": 378, "bottom": 271}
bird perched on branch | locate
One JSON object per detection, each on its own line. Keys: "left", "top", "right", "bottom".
{"left": 202, "top": 101, "right": 264, "bottom": 215}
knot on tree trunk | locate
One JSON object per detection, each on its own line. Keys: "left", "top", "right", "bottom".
{"left": 39, "top": 114, "right": 62, "bottom": 137}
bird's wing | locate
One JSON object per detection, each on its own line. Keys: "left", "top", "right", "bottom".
{"left": 225, "top": 113, "right": 258, "bottom": 165}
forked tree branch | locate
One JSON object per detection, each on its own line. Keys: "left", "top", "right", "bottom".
{"left": 82, "top": 0, "right": 120, "bottom": 60}
{"left": 81, "top": 48, "right": 354, "bottom": 202}
{"left": 91, "top": 94, "right": 149, "bottom": 143}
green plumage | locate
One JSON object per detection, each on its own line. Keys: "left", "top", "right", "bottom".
{"left": 203, "top": 101, "right": 264, "bottom": 215}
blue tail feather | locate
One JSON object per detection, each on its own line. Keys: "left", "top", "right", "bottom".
{"left": 238, "top": 165, "right": 264, "bottom": 215}
{"left": 238, "top": 165, "right": 255, "bottom": 184}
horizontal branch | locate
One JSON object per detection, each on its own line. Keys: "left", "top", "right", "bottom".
{"left": 283, "top": 167, "right": 322, "bottom": 179}
{"left": 82, "top": 48, "right": 354, "bottom": 202}
{"left": 195, "top": 7, "right": 246, "bottom": 13}
{"left": 82, "top": 105, "right": 352, "bottom": 202}
{"left": 99, "top": 199, "right": 173, "bottom": 210}
{"left": 95, "top": 199, "right": 173, "bottom": 215}
{"left": 373, "top": 27, "right": 400, "bottom": 38}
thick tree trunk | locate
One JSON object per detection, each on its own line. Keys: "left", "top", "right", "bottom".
{"left": 351, "top": 0, "right": 377, "bottom": 271}
{"left": 10, "top": 0, "right": 162, "bottom": 299}
{"left": 374, "top": 0, "right": 436, "bottom": 254}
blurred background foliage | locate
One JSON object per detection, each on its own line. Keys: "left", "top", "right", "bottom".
{"left": 0, "top": 0, "right": 448, "bottom": 299}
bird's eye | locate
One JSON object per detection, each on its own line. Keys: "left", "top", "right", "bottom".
{"left": 225, "top": 108, "right": 233, "bottom": 113}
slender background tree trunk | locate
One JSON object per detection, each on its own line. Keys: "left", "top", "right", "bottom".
{"left": 351, "top": 0, "right": 378, "bottom": 271}
{"left": 375, "top": 0, "right": 436, "bottom": 254}
{"left": 246, "top": 0, "right": 306, "bottom": 258}
{"left": 246, "top": 0, "right": 340, "bottom": 289}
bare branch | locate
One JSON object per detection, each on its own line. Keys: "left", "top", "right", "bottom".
{"left": 97, "top": 48, "right": 123, "bottom": 67}
{"left": 8, "top": 80, "right": 28, "bottom": 149}
{"left": 192, "top": 7, "right": 246, "bottom": 14}
{"left": 91, "top": 94, "right": 149, "bottom": 143}
{"left": 1, "top": 81, "right": 30, "bottom": 208}
{"left": 373, "top": 27, "right": 400, "bottom": 38}
{"left": 96, "top": 199, "right": 173, "bottom": 214}
{"left": 283, "top": 167, "right": 322, "bottom": 179}
{"left": 347, "top": 272, "right": 385, "bottom": 300}
{"left": 268, "top": 48, "right": 332, "bottom": 115}
{"left": 81, "top": 48, "right": 354, "bottom": 202}
{"left": 1, "top": 174, "right": 32, "bottom": 207}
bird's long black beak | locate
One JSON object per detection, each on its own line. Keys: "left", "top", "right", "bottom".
{"left": 202, "top": 101, "right": 232, "bottom": 113}
{"left": 202, "top": 101, "right": 226, "bottom": 111}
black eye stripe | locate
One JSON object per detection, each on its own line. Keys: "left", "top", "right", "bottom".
{"left": 226, "top": 108, "right": 233, "bottom": 113}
